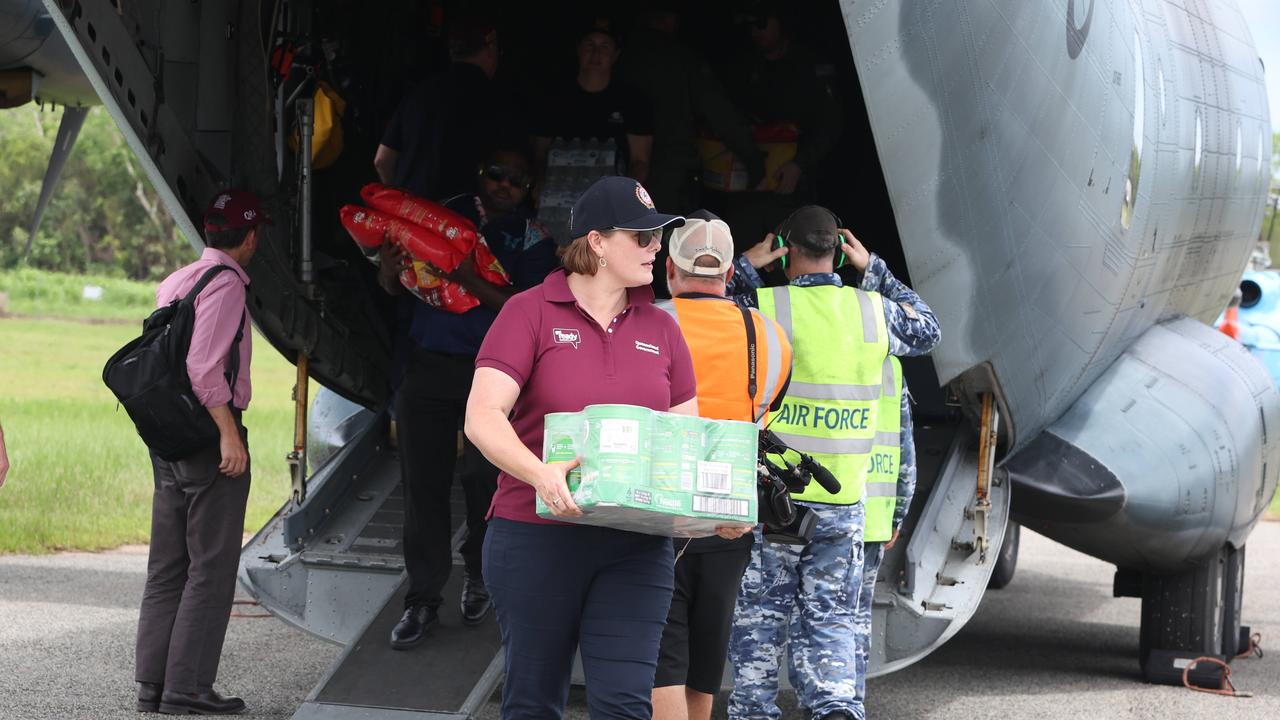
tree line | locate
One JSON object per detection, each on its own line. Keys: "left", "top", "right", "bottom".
{"left": 0, "top": 106, "right": 186, "bottom": 281}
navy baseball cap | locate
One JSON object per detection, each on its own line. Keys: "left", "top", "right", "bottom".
{"left": 565, "top": 177, "right": 684, "bottom": 244}
{"left": 204, "top": 190, "right": 272, "bottom": 232}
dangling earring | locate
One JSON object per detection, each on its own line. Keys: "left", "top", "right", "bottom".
{"left": 598, "top": 256, "right": 607, "bottom": 268}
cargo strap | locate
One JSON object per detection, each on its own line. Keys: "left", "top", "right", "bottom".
{"left": 739, "top": 306, "right": 760, "bottom": 423}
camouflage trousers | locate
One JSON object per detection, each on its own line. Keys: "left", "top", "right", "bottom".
{"left": 851, "top": 541, "right": 886, "bottom": 719}
{"left": 728, "top": 502, "right": 865, "bottom": 720}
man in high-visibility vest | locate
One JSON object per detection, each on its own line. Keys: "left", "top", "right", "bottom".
{"left": 725, "top": 205, "right": 940, "bottom": 720}
{"left": 853, "top": 357, "right": 918, "bottom": 714}
{"left": 652, "top": 210, "right": 794, "bottom": 720}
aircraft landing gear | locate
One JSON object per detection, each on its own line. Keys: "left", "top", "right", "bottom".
{"left": 1137, "top": 545, "right": 1250, "bottom": 687}
{"left": 987, "top": 522, "right": 1019, "bottom": 589}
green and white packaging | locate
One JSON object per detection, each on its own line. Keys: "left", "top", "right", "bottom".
{"left": 537, "top": 404, "right": 758, "bottom": 537}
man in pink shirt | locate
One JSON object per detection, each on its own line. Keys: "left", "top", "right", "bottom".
{"left": 134, "top": 190, "right": 267, "bottom": 716}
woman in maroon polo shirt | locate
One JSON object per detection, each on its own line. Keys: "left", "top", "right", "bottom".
{"left": 465, "top": 177, "right": 695, "bottom": 718}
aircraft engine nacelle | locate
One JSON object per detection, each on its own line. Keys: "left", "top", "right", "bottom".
{"left": 1005, "top": 316, "right": 1280, "bottom": 574}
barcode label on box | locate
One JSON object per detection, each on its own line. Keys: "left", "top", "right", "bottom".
{"left": 696, "top": 460, "right": 733, "bottom": 494}
{"left": 598, "top": 419, "right": 640, "bottom": 454}
{"left": 693, "top": 495, "right": 750, "bottom": 518}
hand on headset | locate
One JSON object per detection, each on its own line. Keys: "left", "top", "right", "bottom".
{"left": 838, "top": 228, "right": 871, "bottom": 273}
{"left": 744, "top": 232, "right": 790, "bottom": 270}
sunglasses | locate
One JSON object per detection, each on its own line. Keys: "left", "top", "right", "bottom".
{"left": 480, "top": 165, "right": 531, "bottom": 188}
{"left": 603, "top": 228, "right": 662, "bottom": 249}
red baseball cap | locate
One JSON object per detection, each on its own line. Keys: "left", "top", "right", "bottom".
{"left": 204, "top": 190, "right": 273, "bottom": 232}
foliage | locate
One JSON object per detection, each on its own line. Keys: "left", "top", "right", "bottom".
{"left": 1273, "top": 131, "right": 1280, "bottom": 182}
{"left": 0, "top": 314, "right": 296, "bottom": 554}
{"left": 1262, "top": 132, "right": 1279, "bottom": 260}
{"left": 0, "top": 106, "right": 191, "bottom": 280}
{"left": 0, "top": 266, "right": 158, "bottom": 322}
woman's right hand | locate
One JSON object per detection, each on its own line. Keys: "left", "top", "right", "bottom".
{"left": 531, "top": 458, "right": 583, "bottom": 518}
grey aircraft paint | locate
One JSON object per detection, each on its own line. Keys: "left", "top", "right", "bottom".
{"left": 839, "top": 0, "right": 1276, "bottom": 673}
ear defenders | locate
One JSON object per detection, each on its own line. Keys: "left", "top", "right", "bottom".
{"left": 773, "top": 207, "right": 846, "bottom": 270}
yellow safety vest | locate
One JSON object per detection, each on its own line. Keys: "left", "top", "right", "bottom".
{"left": 758, "top": 284, "right": 890, "bottom": 505}
{"left": 864, "top": 357, "right": 902, "bottom": 541}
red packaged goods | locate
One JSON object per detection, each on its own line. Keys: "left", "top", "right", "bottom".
{"left": 340, "top": 204, "right": 390, "bottom": 249}
{"left": 339, "top": 205, "right": 462, "bottom": 272}
{"left": 361, "top": 184, "right": 478, "bottom": 248}
{"left": 354, "top": 188, "right": 512, "bottom": 287}
{"left": 399, "top": 264, "right": 480, "bottom": 314}
{"left": 471, "top": 237, "right": 510, "bottom": 287}
{"left": 340, "top": 204, "right": 480, "bottom": 314}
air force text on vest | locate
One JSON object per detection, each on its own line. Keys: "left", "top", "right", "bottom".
{"left": 775, "top": 400, "right": 873, "bottom": 432}
{"left": 774, "top": 401, "right": 898, "bottom": 472}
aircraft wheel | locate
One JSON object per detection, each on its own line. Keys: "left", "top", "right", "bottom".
{"left": 1137, "top": 545, "right": 1240, "bottom": 685}
{"left": 987, "top": 522, "right": 1019, "bottom": 589}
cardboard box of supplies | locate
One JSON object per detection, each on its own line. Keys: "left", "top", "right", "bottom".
{"left": 537, "top": 404, "right": 758, "bottom": 537}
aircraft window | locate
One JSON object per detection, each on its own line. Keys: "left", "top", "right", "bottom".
{"left": 1235, "top": 122, "right": 1243, "bottom": 175}
{"left": 1193, "top": 111, "right": 1203, "bottom": 173}
{"left": 1260, "top": 128, "right": 1267, "bottom": 177}
{"left": 1123, "top": 31, "right": 1144, "bottom": 229}
{"left": 1157, "top": 65, "right": 1165, "bottom": 125}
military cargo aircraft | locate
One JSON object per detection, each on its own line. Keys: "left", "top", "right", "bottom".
{"left": 4, "top": 0, "right": 1275, "bottom": 716}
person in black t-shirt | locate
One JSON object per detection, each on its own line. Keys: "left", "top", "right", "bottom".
{"left": 531, "top": 18, "right": 654, "bottom": 185}
{"left": 376, "top": 147, "right": 559, "bottom": 653}
{"left": 374, "top": 14, "right": 506, "bottom": 201}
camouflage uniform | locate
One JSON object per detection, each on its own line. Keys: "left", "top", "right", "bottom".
{"left": 728, "top": 501, "right": 865, "bottom": 720}
{"left": 852, "top": 390, "right": 917, "bottom": 718}
{"left": 727, "top": 251, "right": 938, "bottom": 720}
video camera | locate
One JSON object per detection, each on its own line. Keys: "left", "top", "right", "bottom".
{"left": 756, "top": 428, "right": 841, "bottom": 545}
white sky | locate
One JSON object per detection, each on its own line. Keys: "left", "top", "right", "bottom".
{"left": 1237, "top": 0, "right": 1280, "bottom": 132}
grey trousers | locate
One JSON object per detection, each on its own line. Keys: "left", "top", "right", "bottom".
{"left": 135, "top": 424, "right": 250, "bottom": 694}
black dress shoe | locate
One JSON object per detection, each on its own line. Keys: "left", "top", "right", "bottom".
{"left": 158, "top": 689, "right": 246, "bottom": 715}
{"left": 460, "top": 572, "right": 492, "bottom": 625}
{"left": 137, "top": 682, "right": 162, "bottom": 713}
{"left": 390, "top": 604, "right": 437, "bottom": 650}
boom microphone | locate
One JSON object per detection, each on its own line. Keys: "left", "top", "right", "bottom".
{"left": 802, "top": 457, "right": 842, "bottom": 496}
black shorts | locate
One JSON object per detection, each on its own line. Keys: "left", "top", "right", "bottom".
{"left": 654, "top": 543, "right": 753, "bottom": 695}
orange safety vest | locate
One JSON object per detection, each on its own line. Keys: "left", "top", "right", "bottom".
{"left": 660, "top": 295, "right": 793, "bottom": 423}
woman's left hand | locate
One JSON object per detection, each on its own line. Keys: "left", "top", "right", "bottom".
{"left": 714, "top": 524, "right": 754, "bottom": 541}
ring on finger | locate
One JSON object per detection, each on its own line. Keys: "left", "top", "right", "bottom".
{"left": 551, "top": 497, "right": 563, "bottom": 506}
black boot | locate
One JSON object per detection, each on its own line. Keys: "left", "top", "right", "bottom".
{"left": 137, "top": 682, "right": 162, "bottom": 713}
{"left": 390, "top": 603, "right": 437, "bottom": 650}
{"left": 460, "top": 572, "right": 492, "bottom": 625}
{"left": 157, "top": 689, "right": 246, "bottom": 715}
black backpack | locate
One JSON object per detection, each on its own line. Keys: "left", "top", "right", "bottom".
{"left": 103, "top": 265, "right": 246, "bottom": 461}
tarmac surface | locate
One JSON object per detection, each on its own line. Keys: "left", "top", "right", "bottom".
{"left": 1, "top": 522, "right": 1277, "bottom": 720}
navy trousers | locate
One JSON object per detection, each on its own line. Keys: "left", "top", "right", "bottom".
{"left": 483, "top": 518, "right": 675, "bottom": 719}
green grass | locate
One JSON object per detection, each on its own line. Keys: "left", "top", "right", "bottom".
{"left": 0, "top": 267, "right": 160, "bottom": 322}
{"left": 0, "top": 317, "right": 296, "bottom": 554}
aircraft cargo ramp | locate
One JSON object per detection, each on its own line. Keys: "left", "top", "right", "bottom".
{"left": 238, "top": 404, "right": 504, "bottom": 718}
{"left": 294, "top": 576, "right": 502, "bottom": 719}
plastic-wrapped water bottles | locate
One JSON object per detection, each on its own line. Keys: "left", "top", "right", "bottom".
{"left": 601, "top": 138, "right": 618, "bottom": 174}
